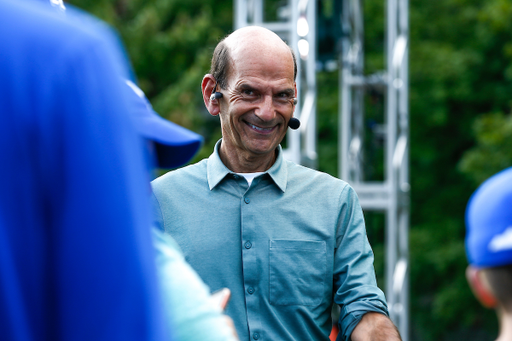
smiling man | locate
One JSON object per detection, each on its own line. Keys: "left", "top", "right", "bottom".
{"left": 202, "top": 27, "right": 296, "bottom": 173}
{"left": 151, "top": 26, "right": 401, "bottom": 341}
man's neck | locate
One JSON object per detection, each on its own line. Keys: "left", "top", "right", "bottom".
{"left": 219, "top": 143, "right": 277, "bottom": 173}
{"left": 496, "top": 310, "right": 512, "bottom": 341}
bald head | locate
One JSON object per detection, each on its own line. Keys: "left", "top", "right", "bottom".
{"left": 225, "top": 26, "right": 291, "bottom": 60}
{"left": 209, "top": 26, "right": 297, "bottom": 89}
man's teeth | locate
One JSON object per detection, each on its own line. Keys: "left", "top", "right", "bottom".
{"left": 250, "top": 123, "right": 272, "bottom": 132}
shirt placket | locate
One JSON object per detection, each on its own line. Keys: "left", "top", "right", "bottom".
{"left": 239, "top": 177, "right": 264, "bottom": 340}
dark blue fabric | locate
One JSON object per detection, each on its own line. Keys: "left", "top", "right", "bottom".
{"left": 0, "top": 1, "right": 169, "bottom": 340}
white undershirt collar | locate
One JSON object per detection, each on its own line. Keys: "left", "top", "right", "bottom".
{"left": 236, "top": 172, "right": 265, "bottom": 186}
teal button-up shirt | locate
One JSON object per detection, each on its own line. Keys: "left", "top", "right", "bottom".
{"left": 153, "top": 228, "right": 239, "bottom": 341}
{"left": 152, "top": 140, "right": 388, "bottom": 341}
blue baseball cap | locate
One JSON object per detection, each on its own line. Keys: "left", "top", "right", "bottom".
{"left": 126, "top": 80, "right": 203, "bottom": 169}
{"left": 465, "top": 167, "right": 512, "bottom": 267}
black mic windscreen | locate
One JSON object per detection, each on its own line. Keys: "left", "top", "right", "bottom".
{"left": 288, "top": 117, "right": 300, "bottom": 130}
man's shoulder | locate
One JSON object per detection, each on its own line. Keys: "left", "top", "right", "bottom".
{"left": 285, "top": 160, "right": 349, "bottom": 188}
{"left": 152, "top": 159, "right": 208, "bottom": 188}
{"left": 282, "top": 161, "right": 360, "bottom": 204}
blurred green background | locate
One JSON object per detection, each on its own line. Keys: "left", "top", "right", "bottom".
{"left": 67, "top": 0, "right": 512, "bottom": 340}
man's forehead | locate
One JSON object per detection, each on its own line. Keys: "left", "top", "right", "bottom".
{"left": 228, "top": 49, "right": 294, "bottom": 81}
{"left": 228, "top": 65, "right": 295, "bottom": 91}
{"left": 223, "top": 28, "right": 294, "bottom": 89}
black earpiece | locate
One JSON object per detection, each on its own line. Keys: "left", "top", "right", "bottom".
{"left": 210, "top": 81, "right": 223, "bottom": 101}
{"left": 210, "top": 92, "right": 223, "bottom": 101}
{"left": 288, "top": 117, "right": 300, "bottom": 130}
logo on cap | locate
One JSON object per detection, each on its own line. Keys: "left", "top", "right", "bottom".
{"left": 489, "top": 227, "right": 512, "bottom": 252}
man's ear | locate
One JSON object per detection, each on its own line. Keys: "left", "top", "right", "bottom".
{"left": 466, "top": 266, "right": 498, "bottom": 308}
{"left": 202, "top": 74, "right": 221, "bottom": 117}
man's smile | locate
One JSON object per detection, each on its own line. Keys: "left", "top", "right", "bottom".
{"left": 245, "top": 121, "right": 277, "bottom": 134}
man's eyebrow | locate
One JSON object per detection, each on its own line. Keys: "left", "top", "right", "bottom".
{"left": 237, "top": 83, "right": 293, "bottom": 96}
{"left": 279, "top": 88, "right": 295, "bottom": 96}
{"left": 238, "top": 83, "right": 257, "bottom": 91}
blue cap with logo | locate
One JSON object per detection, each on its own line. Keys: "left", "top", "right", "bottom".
{"left": 465, "top": 167, "right": 512, "bottom": 267}
{"left": 126, "top": 80, "right": 203, "bottom": 169}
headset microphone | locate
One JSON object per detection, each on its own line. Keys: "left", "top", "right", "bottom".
{"left": 210, "top": 80, "right": 223, "bottom": 101}
{"left": 287, "top": 97, "right": 300, "bottom": 129}
{"left": 210, "top": 92, "right": 223, "bottom": 101}
{"left": 288, "top": 117, "right": 300, "bottom": 130}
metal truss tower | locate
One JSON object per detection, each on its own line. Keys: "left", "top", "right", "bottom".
{"left": 235, "top": 0, "right": 409, "bottom": 340}
{"left": 340, "top": 0, "right": 409, "bottom": 339}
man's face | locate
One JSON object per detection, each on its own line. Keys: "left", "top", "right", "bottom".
{"left": 219, "top": 46, "right": 296, "bottom": 162}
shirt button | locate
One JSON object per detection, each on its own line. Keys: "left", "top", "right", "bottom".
{"left": 244, "top": 197, "right": 250, "bottom": 204}
{"left": 247, "top": 287, "right": 255, "bottom": 294}
{"left": 244, "top": 241, "right": 252, "bottom": 249}
{"left": 253, "top": 332, "right": 260, "bottom": 340}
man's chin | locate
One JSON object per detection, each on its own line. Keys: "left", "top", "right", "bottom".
{"left": 245, "top": 143, "right": 279, "bottom": 157}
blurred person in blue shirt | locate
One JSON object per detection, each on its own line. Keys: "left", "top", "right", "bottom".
{"left": 151, "top": 26, "right": 401, "bottom": 341}
{"left": 0, "top": 0, "right": 242, "bottom": 339}
{"left": 0, "top": 1, "right": 169, "bottom": 340}
{"left": 465, "top": 167, "right": 512, "bottom": 341}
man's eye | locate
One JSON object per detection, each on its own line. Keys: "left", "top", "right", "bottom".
{"left": 276, "top": 93, "right": 292, "bottom": 102}
{"left": 277, "top": 92, "right": 292, "bottom": 99}
{"left": 242, "top": 89, "right": 255, "bottom": 96}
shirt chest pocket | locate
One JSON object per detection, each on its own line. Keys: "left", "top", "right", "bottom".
{"left": 269, "top": 239, "right": 326, "bottom": 306}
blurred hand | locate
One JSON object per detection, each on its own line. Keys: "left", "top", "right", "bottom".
{"left": 211, "top": 288, "right": 231, "bottom": 311}
{"left": 223, "top": 315, "right": 239, "bottom": 340}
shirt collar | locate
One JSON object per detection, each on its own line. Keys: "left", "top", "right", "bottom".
{"left": 207, "top": 139, "right": 288, "bottom": 192}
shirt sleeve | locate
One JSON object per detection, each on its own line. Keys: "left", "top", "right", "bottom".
{"left": 151, "top": 192, "right": 166, "bottom": 231}
{"left": 333, "top": 184, "right": 389, "bottom": 341}
{"left": 152, "top": 228, "right": 239, "bottom": 341}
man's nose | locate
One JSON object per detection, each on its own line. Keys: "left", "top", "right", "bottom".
{"left": 254, "top": 95, "right": 276, "bottom": 121}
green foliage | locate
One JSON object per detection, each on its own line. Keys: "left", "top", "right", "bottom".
{"left": 68, "top": 0, "right": 232, "bottom": 163}
{"left": 316, "top": 70, "right": 339, "bottom": 176}
{"left": 65, "top": 0, "right": 512, "bottom": 340}
{"left": 459, "top": 112, "right": 512, "bottom": 184}
{"left": 405, "top": 0, "right": 512, "bottom": 339}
